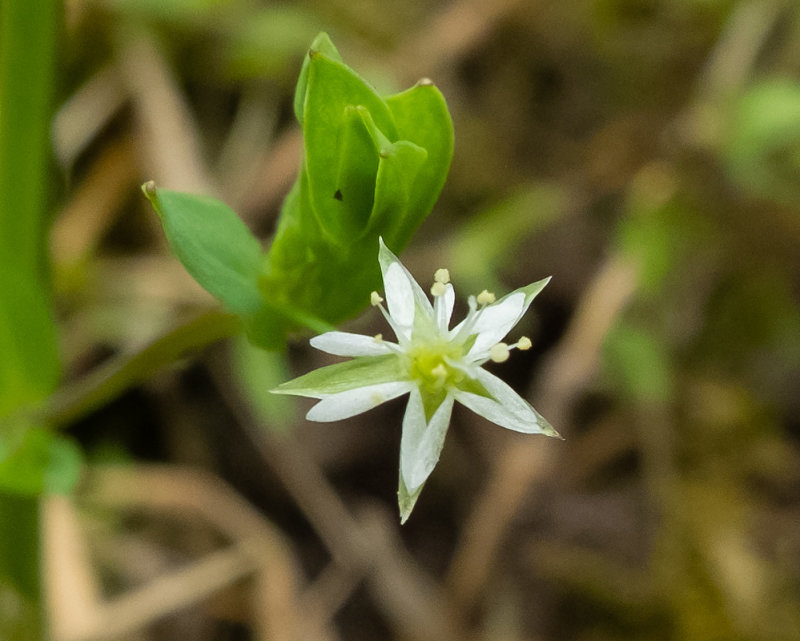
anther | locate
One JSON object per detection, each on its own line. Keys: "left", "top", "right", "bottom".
{"left": 476, "top": 290, "right": 496, "bottom": 305}
{"left": 373, "top": 333, "right": 383, "bottom": 343}
{"left": 489, "top": 343, "right": 510, "bottom": 363}
{"left": 434, "top": 268, "right": 450, "bottom": 284}
{"left": 431, "top": 281, "right": 447, "bottom": 297}
{"left": 370, "top": 291, "right": 384, "bottom": 306}
{"left": 517, "top": 336, "right": 532, "bottom": 351}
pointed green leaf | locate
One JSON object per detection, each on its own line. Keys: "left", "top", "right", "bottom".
{"left": 325, "top": 105, "right": 381, "bottom": 239}
{"left": 143, "top": 183, "right": 264, "bottom": 318}
{"left": 370, "top": 139, "right": 428, "bottom": 234}
{"left": 293, "top": 31, "right": 343, "bottom": 123}
{"left": 384, "top": 80, "right": 454, "bottom": 247}
{"left": 301, "top": 46, "right": 396, "bottom": 244}
{"left": 355, "top": 106, "right": 429, "bottom": 236}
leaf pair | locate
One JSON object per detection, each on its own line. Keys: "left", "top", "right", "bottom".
{"left": 146, "top": 33, "right": 454, "bottom": 349}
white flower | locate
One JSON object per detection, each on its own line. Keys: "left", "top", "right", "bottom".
{"left": 272, "top": 238, "right": 559, "bottom": 522}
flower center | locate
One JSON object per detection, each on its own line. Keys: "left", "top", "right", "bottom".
{"left": 406, "top": 341, "right": 465, "bottom": 393}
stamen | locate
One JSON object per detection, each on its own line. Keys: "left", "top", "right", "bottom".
{"left": 517, "top": 336, "right": 532, "bottom": 350}
{"left": 476, "top": 290, "right": 496, "bottom": 305}
{"left": 369, "top": 289, "right": 414, "bottom": 348}
{"left": 489, "top": 343, "right": 510, "bottom": 363}
{"left": 434, "top": 268, "right": 450, "bottom": 284}
{"left": 431, "top": 281, "right": 447, "bottom": 297}
{"left": 373, "top": 333, "right": 383, "bottom": 343}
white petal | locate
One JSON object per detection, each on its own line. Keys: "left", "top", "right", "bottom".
{"left": 378, "top": 238, "right": 433, "bottom": 338}
{"left": 310, "top": 331, "right": 394, "bottom": 357}
{"left": 384, "top": 262, "right": 416, "bottom": 328}
{"left": 466, "top": 292, "right": 526, "bottom": 356}
{"left": 306, "top": 381, "right": 412, "bottom": 422}
{"left": 434, "top": 283, "right": 454, "bottom": 333}
{"left": 400, "top": 388, "right": 455, "bottom": 491}
{"left": 453, "top": 369, "right": 558, "bottom": 436}
{"left": 450, "top": 278, "right": 550, "bottom": 358}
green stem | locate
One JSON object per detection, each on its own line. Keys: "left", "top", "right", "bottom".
{"left": 41, "top": 310, "right": 241, "bottom": 429}
{"left": 0, "top": 1, "right": 61, "bottom": 636}
{"left": 0, "top": 0, "right": 61, "bottom": 413}
{"left": 0, "top": 0, "right": 59, "bottom": 269}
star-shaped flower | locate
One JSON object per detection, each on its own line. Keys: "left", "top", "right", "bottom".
{"left": 273, "top": 238, "right": 559, "bottom": 522}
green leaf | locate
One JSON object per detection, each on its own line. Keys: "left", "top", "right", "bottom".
{"left": 361, "top": 107, "right": 429, "bottom": 238}
{"left": 272, "top": 354, "right": 405, "bottom": 397}
{"left": 384, "top": 80, "right": 454, "bottom": 248}
{"left": 148, "top": 33, "right": 455, "bottom": 348}
{"left": 293, "top": 31, "right": 343, "bottom": 122}
{"left": 143, "top": 183, "right": 264, "bottom": 318}
{"left": 324, "top": 105, "right": 382, "bottom": 239}
{"left": 300, "top": 44, "right": 396, "bottom": 244}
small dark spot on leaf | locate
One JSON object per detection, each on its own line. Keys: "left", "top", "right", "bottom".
{"left": 334, "top": 189, "right": 343, "bottom": 201}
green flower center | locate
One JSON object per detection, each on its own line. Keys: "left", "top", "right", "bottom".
{"left": 406, "top": 341, "right": 465, "bottom": 394}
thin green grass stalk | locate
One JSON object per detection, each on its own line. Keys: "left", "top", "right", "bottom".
{"left": 0, "top": 1, "right": 62, "bottom": 638}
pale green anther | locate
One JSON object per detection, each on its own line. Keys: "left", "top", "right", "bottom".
{"left": 434, "top": 268, "right": 450, "bottom": 284}
{"left": 489, "top": 343, "right": 510, "bottom": 363}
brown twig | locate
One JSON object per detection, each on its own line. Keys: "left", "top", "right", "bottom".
{"left": 51, "top": 465, "right": 305, "bottom": 641}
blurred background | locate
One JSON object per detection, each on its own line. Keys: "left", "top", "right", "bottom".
{"left": 34, "top": 0, "right": 800, "bottom": 639}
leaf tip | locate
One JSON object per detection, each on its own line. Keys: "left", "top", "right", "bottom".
{"left": 141, "top": 180, "right": 157, "bottom": 200}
